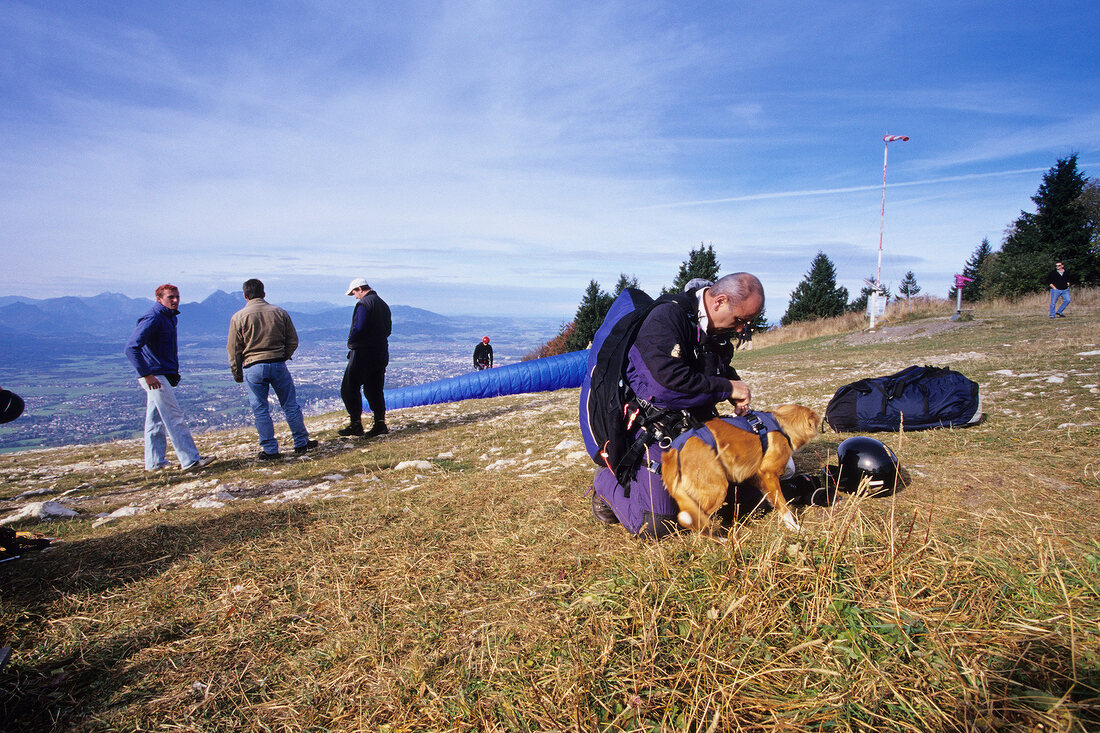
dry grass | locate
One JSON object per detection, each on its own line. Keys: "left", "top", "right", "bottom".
{"left": 2, "top": 291, "right": 1099, "bottom": 731}
{"left": 757, "top": 288, "right": 1100, "bottom": 349}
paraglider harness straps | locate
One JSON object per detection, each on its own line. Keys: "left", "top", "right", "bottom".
{"left": 612, "top": 398, "right": 703, "bottom": 494}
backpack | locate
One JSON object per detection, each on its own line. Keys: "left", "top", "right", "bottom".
{"left": 823, "top": 365, "right": 982, "bottom": 433}
{"left": 579, "top": 288, "right": 658, "bottom": 475}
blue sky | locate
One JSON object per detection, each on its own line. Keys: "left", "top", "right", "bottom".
{"left": 2, "top": 1, "right": 1098, "bottom": 321}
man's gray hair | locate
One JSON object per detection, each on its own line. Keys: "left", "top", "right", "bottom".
{"left": 710, "top": 272, "right": 764, "bottom": 304}
{"left": 683, "top": 278, "right": 714, "bottom": 292}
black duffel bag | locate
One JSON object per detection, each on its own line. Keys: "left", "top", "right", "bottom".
{"left": 824, "top": 365, "right": 982, "bottom": 432}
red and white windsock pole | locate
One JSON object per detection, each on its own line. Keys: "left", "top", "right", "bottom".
{"left": 871, "top": 133, "right": 909, "bottom": 329}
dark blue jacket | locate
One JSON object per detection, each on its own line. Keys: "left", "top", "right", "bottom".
{"left": 347, "top": 291, "right": 392, "bottom": 365}
{"left": 625, "top": 292, "right": 736, "bottom": 418}
{"left": 125, "top": 303, "right": 180, "bottom": 377}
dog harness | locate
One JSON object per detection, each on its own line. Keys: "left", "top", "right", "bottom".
{"left": 670, "top": 411, "right": 786, "bottom": 452}
{"left": 647, "top": 410, "right": 791, "bottom": 477}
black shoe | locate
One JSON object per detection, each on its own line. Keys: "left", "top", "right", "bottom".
{"left": 591, "top": 494, "right": 620, "bottom": 525}
{"left": 293, "top": 440, "right": 319, "bottom": 454}
{"left": 257, "top": 451, "right": 281, "bottom": 461}
{"left": 337, "top": 423, "right": 364, "bottom": 436}
{"left": 781, "top": 473, "right": 837, "bottom": 507}
{"left": 364, "top": 423, "right": 389, "bottom": 438}
{"left": 1056, "top": 312, "right": 1066, "bottom": 317}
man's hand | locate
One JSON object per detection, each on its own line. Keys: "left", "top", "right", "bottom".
{"left": 143, "top": 375, "right": 162, "bottom": 390}
{"left": 728, "top": 380, "right": 751, "bottom": 416}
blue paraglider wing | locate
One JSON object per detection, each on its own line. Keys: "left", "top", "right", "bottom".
{"left": 382, "top": 350, "right": 589, "bottom": 410}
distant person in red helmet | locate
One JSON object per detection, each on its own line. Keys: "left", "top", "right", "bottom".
{"left": 473, "top": 336, "right": 494, "bottom": 370}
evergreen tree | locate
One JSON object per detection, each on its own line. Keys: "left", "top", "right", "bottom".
{"left": 613, "top": 273, "right": 639, "bottom": 295}
{"left": 563, "top": 280, "right": 613, "bottom": 352}
{"left": 898, "top": 271, "right": 920, "bottom": 310}
{"left": 782, "top": 252, "right": 849, "bottom": 325}
{"left": 665, "top": 243, "right": 720, "bottom": 293}
{"left": 1079, "top": 178, "right": 1100, "bottom": 262}
{"left": 987, "top": 155, "right": 1096, "bottom": 294}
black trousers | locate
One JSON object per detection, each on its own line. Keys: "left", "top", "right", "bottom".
{"left": 340, "top": 349, "right": 386, "bottom": 423}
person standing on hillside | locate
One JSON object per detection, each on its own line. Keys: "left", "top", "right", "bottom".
{"left": 338, "top": 278, "right": 392, "bottom": 438}
{"left": 227, "top": 278, "right": 317, "bottom": 460}
{"left": 1046, "top": 261, "right": 1072, "bottom": 318}
{"left": 125, "top": 284, "right": 214, "bottom": 472}
{"left": 473, "top": 336, "right": 494, "bottom": 370}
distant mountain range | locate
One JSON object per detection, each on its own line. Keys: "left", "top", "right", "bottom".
{"left": 0, "top": 291, "right": 557, "bottom": 346}
{"left": 0, "top": 292, "right": 565, "bottom": 452}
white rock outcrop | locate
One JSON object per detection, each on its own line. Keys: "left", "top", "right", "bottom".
{"left": 1, "top": 500, "right": 79, "bottom": 525}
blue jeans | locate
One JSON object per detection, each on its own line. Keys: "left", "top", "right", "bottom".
{"left": 243, "top": 361, "right": 310, "bottom": 454}
{"left": 140, "top": 376, "right": 201, "bottom": 470}
{"left": 1050, "top": 288, "right": 1070, "bottom": 317}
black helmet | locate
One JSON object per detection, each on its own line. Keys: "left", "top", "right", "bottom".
{"left": 827, "top": 436, "right": 900, "bottom": 496}
{"left": 0, "top": 389, "right": 24, "bottom": 425}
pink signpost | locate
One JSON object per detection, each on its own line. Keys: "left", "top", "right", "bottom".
{"left": 953, "top": 273, "right": 975, "bottom": 317}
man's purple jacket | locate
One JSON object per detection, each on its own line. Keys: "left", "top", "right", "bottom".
{"left": 624, "top": 291, "right": 738, "bottom": 419}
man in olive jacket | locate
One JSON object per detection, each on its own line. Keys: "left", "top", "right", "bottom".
{"left": 228, "top": 278, "right": 316, "bottom": 458}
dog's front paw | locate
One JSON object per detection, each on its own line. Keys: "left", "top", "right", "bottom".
{"left": 778, "top": 511, "right": 801, "bottom": 532}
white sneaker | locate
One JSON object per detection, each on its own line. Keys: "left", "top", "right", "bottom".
{"left": 183, "top": 455, "right": 216, "bottom": 471}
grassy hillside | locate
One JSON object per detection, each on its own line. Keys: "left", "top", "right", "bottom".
{"left": 2, "top": 291, "right": 1098, "bottom": 732}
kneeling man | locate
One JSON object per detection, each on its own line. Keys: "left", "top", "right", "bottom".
{"left": 590, "top": 274, "right": 759, "bottom": 537}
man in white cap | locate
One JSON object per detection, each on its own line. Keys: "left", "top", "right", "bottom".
{"left": 339, "top": 278, "right": 392, "bottom": 437}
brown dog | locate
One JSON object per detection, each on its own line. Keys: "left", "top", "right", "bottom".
{"left": 662, "top": 404, "right": 819, "bottom": 532}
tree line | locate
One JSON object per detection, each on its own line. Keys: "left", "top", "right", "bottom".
{"left": 524, "top": 243, "right": 746, "bottom": 359}
{"left": 752, "top": 154, "right": 1097, "bottom": 324}
{"left": 533, "top": 154, "right": 1097, "bottom": 358}
{"left": 949, "top": 154, "right": 1098, "bottom": 303}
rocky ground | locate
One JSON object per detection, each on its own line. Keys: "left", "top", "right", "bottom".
{"left": 0, "top": 394, "right": 591, "bottom": 533}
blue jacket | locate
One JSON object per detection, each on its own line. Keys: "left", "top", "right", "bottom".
{"left": 125, "top": 303, "right": 180, "bottom": 377}
{"left": 625, "top": 292, "right": 736, "bottom": 418}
